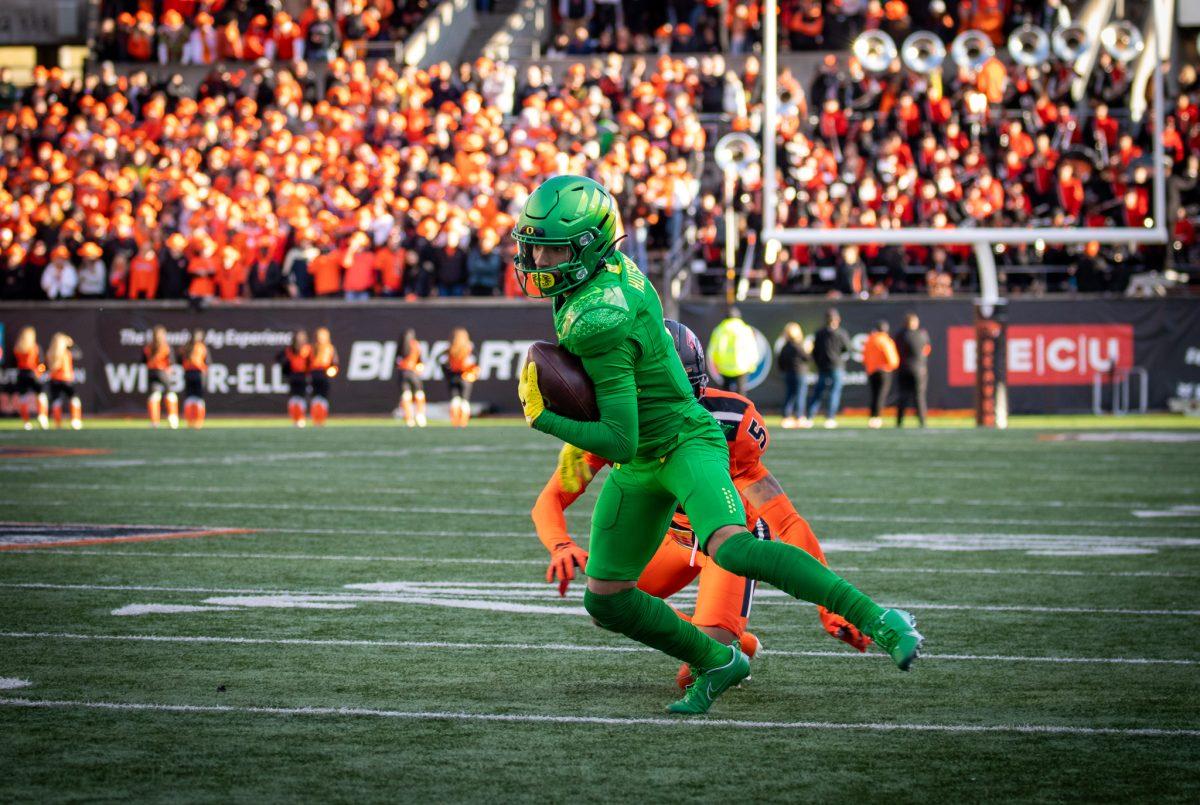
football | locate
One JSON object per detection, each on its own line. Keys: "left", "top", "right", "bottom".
{"left": 525, "top": 341, "right": 600, "bottom": 421}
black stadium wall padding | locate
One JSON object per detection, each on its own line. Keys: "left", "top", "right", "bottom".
{"left": 2, "top": 299, "right": 1199, "bottom": 415}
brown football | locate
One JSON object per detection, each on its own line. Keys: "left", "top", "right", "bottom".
{"left": 526, "top": 341, "right": 600, "bottom": 421}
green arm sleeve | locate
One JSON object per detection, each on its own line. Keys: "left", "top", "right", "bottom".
{"left": 533, "top": 340, "right": 639, "bottom": 464}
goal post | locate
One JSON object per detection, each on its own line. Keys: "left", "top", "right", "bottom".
{"left": 759, "top": 0, "right": 1169, "bottom": 427}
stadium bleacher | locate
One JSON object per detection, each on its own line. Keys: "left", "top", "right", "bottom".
{"left": 0, "top": 0, "right": 1195, "bottom": 303}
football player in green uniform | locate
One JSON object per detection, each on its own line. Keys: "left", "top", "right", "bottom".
{"left": 514, "top": 175, "right": 923, "bottom": 714}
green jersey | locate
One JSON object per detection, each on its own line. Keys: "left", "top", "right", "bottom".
{"left": 532, "top": 253, "right": 716, "bottom": 463}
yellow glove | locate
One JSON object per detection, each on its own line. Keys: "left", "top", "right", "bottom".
{"left": 517, "top": 360, "right": 545, "bottom": 426}
{"left": 556, "top": 443, "right": 594, "bottom": 494}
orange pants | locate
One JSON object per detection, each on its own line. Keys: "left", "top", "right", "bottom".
{"left": 636, "top": 524, "right": 767, "bottom": 637}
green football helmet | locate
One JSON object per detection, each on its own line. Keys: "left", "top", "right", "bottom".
{"left": 512, "top": 175, "right": 621, "bottom": 298}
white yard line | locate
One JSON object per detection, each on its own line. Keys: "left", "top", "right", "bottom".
{"left": 10, "top": 483, "right": 1168, "bottom": 512}
{"left": 753, "top": 600, "right": 1200, "bottom": 616}
{"left": 2, "top": 499, "right": 1194, "bottom": 530}
{"left": 0, "top": 549, "right": 546, "bottom": 565}
{"left": 0, "top": 697, "right": 1195, "bottom": 737}
{"left": 8, "top": 548, "right": 1195, "bottom": 578}
{"left": 2, "top": 581, "right": 1197, "bottom": 617}
{"left": 1, "top": 631, "right": 1195, "bottom": 667}
{"left": 825, "top": 497, "right": 1155, "bottom": 510}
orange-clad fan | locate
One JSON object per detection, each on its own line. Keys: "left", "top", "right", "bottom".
{"left": 308, "top": 327, "right": 340, "bottom": 426}
{"left": 442, "top": 327, "right": 478, "bottom": 428}
{"left": 394, "top": 328, "right": 427, "bottom": 427}
{"left": 376, "top": 233, "right": 404, "bottom": 297}
{"left": 12, "top": 326, "right": 49, "bottom": 430}
{"left": 279, "top": 329, "right": 312, "bottom": 427}
{"left": 128, "top": 243, "right": 160, "bottom": 299}
{"left": 187, "top": 236, "right": 219, "bottom": 300}
{"left": 308, "top": 249, "right": 343, "bottom": 297}
{"left": 216, "top": 246, "right": 245, "bottom": 300}
{"left": 144, "top": 325, "right": 178, "bottom": 429}
{"left": 180, "top": 328, "right": 209, "bottom": 428}
{"left": 862, "top": 320, "right": 901, "bottom": 429}
{"left": 46, "top": 332, "right": 82, "bottom": 429}
{"left": 531, "top": 321, "right": 869, "bottom": 689}
{"left": 340, "top": 232, "right": 377, "bottom": 300}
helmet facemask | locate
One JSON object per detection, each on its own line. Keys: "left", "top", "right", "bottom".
{"left": 514, "top": 230, "right": 603, "bottom": 299}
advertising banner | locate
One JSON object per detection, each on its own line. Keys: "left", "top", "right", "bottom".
{"left": 2, "top": 297, "right": 1198, "bottom": 415}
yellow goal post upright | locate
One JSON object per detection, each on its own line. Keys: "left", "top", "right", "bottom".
{"left": 759, "top": 0, "right": 1171, "bottom": 427}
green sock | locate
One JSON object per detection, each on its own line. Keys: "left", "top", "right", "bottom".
{"left": 584, "top": 587, "right": 732, "bottom": 671}
{"left": 713, "top": 530, "right": 885, "bottom": 630}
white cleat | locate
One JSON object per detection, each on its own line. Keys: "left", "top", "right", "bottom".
{"left": 868, "top": 417, "right": 882, "bottom": 429}
{"left": 796, "top": 417, "right": 813, "bottom": 429}
{"left": 37, "top": 415, "right": 49, "bottom": 430}
{"left": 824, "top": 419, "right": 838, "bottom": 429}
{"left": 23, "top": 422, "right": 33, "bottom": 431}
{"left": 168, "top": 416, "right": 179, "bottom": 430}
{"left": 416, "top": 414, "right": 427, "bottom": 428}
{"left": 70, "top": 420, "right": 82, "bottom": 431}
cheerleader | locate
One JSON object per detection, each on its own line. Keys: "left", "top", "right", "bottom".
{"left": 443, "top": 327, "right": 479, "bottom": 428}
{"left": 144, "top": 325, "right": 179, "bottom": 429}
{"left": 394, "top": 328, "right": 427, "bottom": 428}
{"left": 12, "top": 326, "right": 49, "bottom": 430}
{"left": 180, "top": 329, "right": 208, "bottom": 428}
{"left": 279, "top": 330, "right": 312, "bottom": 427}
{"left": 308, "top": 327, "right": 339, "bottom": 427}
{"left": 46, "top": 333, "right": 82, "bottom": 430}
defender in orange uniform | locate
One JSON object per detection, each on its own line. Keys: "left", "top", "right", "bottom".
{"left": 533, "top": 321, "right": 870, "bottom": 687}
{"left": 309, "top": 327, "right": 339, "bottom": 426}
{"left": 46, "top": 332, "right": 82, "bottom": 429}
{"left": 180, "top": 328, "right": 209, "bottom": 428}
{"left": 144, "top": 325, "right": 179, "bottom": 429}
{"left": 12, "top": 326, "right": 49, "bottom": 430}
{"left": 279, "top": 329, "right": 312, "bottom": 427}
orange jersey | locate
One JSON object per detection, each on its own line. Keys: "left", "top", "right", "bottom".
{"left": 446, "top": 346, "right": 476, "bottom": 375}
{"left": 50, "top": 352, "right": 74, "bottom": 383}
{"left": 128, "top": 254, "right": 160, "bottom": 298}
{"left": 310, "top": 343, "right": 337, "bottom": 371}
{"left": 282, "top": 345, "right": 312, "bottom": 374}
{"left": 376, "top": 248, "right": 403, "bottom": 293}
{"left": 144, "top": 344, "right": 172, "bottom": 370}
{"left": 188, "top": 255, "right": 219, "bottom": 298}
{"left": 14, "top": 345, "right": 40, "bottom": 371}
{"left": 182, "top": 342, "right": 208, "bottom": 372}
{"left": 397, "top": 340, "right": 423, "bottom": 371}
{"left": 531, "top": 388, "right": 769, "bottom": 553}
{"left": 308, "top": 252, "right": 342, "bottom": 296}
{"left": 532, "top": 386, "right": 826, "bottom": 562}
{"left": 863, "top": 331, "right": 900, "bottom": 375}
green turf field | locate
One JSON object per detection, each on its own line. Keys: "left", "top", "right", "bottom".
{"left": 1, "top": 420, "right": 1198, "bottom": 802}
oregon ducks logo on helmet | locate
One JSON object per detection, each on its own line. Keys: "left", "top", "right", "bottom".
{"left": 532, "top": 272, "right": 557, "bottom": 289}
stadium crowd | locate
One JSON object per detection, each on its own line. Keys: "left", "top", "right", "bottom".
{"left": 761, "top": 41, "right": 1198, "bottom": 297}
{"left": 550, "top": 0, "right": 1072, "bottom": 56}
{"left": 0, "top": 49, "right": 724, "bottom": 301}
{"left": 93, "top": 1, "right": 1074, "bottom": 63}
{"left": 96, "top": 1, "right": 434, "bottom": 63}
{"left": 0, "top": 2, "right": 1195, "bottom": 301}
